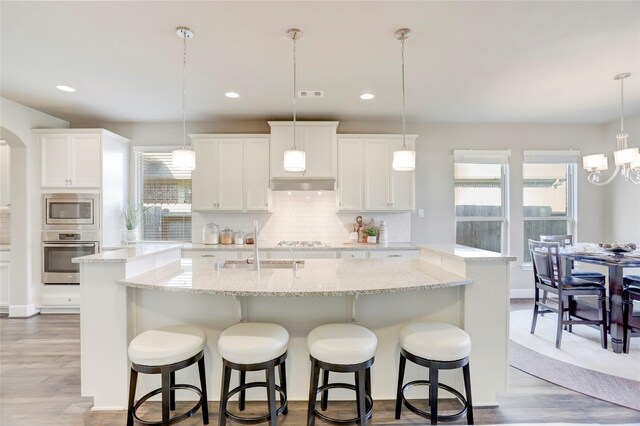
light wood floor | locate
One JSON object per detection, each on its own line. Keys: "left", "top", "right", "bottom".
{"left": 2, "top": 314, "right": 640, "bottom": 425}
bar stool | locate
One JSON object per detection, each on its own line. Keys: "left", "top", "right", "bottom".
{"left": 307, "top": 323, "right": 377, "bottom": 426}
{"left": 623, "top": 275, "right": 640, "bottom": 353}
{"left": 395, "top": 322, "right": 473, "bottom": 425}
{"left": 217, "top": 323, "right": 289, "bottom": 426}
{"left": 127, "top": 325, "right": 209, "bottom": 426}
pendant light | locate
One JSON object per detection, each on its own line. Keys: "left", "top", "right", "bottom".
{"left": 171, "top": 26, "right": 196, "bottom": 171}
{"left": 583, "top": 72, "right": 640, "bottom": 185}
{"left": 283, "top": 28, "right": 306, "bottom": 172}
{"left": 392, "top": 28, "right": 416, "bottom": 172}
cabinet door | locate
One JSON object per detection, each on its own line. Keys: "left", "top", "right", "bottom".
{"left": 244, "top": 138, "right": 270, "bottom": 211}
{"left": 304, "top": 126, "right": 336, "bottom": 178}
{"left": 70, "top": 134, "right": 102, "bottom": 187}
{"left": 41, "top": 134, "right": 71, "bottom": 187}
{"left": 191, "top": 139, "right": 218, "bottom": 210}
{"left": 269, "top": 126, "right": 304, "bottom": 178}
{"left": 337, "top": 138, "right": 363, "bottom": 210}
{"left": 217, "top": 139, "right": 244, "bottom": 210}
{"left": 390, "top": 138, "right": 415, "bottom": 211}
{"left": 363, "top": 139, "right": 391, "bottom": 211}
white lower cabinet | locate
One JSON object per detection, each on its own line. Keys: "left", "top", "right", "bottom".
{"left": 191, "top": 135, "right": 270, "bottom": 212}
{"left": 183, "top": 250, "right": 241, "bottom": 260}
{"left": 340, "top": 251, "right": 367, "bottom": 259}
{"left": 368, "top": 250, "right": 419, "bottom": 259}
{"left": 268, "top": 251, "right": 338, "bottom": 260}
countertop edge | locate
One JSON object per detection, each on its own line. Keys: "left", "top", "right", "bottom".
{"left": 419, "top": 244, "right": 517, "bottom": 263}
{"left": 73, "top": 244, "right": 184, "bottom": 264}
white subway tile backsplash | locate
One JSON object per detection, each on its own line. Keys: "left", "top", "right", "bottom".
{"left": 192, "top": 192, "right": 411, "bottom": 245}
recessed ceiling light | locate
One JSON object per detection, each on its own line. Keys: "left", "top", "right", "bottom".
{"left": 360, "top": 93, "right": 375, "bottom": 100}
{"left": 225, "top": 92, "right": 240, "bottom": 99}
{"left": 56, "top": 85, "right": 76, "bottom": 92}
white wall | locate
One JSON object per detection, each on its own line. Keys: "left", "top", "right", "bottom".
{"left": 0, "top": 96, "right": 69, "bottom": 317}
{"left": 82, "top": 119, "right": 611, "bottom": 293}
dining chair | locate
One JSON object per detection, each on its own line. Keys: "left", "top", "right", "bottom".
{"left": 623, "top": 276, "right": 640, "bottom": 353}
{"left": 528, "top": 239, "right": 608, "bottom": 349}
{"left": 539, "top": 235, "right": 606, "bottom": 284}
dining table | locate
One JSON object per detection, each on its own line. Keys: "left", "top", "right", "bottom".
{"left": 563, "top": 247, "right": 640, "bottom": 354}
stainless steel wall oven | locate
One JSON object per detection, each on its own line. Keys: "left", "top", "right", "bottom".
{"left": 42, "top": 231, "right": 99, "bottom": 285}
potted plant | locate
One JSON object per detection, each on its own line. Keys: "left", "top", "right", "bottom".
{"left": 124, "top": 204, "right": 145, "bottom": 243}
{"left": 363, "top": 227, "right": 379, "bottom": 244}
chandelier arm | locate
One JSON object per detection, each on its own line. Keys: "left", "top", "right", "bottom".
{"left": 587, "top": 165, "right": 621, "bottom": 186}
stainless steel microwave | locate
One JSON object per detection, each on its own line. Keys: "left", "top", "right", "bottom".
{"left": 43, "top": 193, "right": 99, "bottom": 230}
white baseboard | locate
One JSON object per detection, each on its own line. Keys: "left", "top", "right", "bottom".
{"left": 0, "top": 304, "right": 8, "bottom": 315}
{"left": 39, "top": 305, "right": 80, "bottom": 314}
{"left": 510, "top": 289, "right": 534, "bottom": 299}
{"left": 8, "top": 304, "right": 40, "bottom": 318}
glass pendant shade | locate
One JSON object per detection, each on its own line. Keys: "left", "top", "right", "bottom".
{"left": 283, "top": 149, "right": 306, "bottom": 172}
{"left": 613, "top": 147, "right": 640, "bottom": 166}
{"left": 583, "top": 154, "right": 608, "bottom": 171}
{"left": 172, "top": 148, "right": 196, "bottom": 171}
{"left": 392, "top": 149, "right": 416, "bottom": 171}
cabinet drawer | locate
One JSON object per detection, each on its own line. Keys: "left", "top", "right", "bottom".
{"left": 268, "top": 251, "right": 337, "bottom": 260}
{"left": 368, "top": 250, "right": 419, "bottom": 259}
{"left": 340, "top": 251, "right": 367, "bottom": 259}
{"left": 183, "top": 251, "right": 239, "bottom": 260}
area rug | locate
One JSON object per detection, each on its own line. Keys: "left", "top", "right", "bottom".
{"left": 509, "top": 309, "right": 640, "bottom": 411}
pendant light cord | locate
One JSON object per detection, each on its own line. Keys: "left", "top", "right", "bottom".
{"left": 292, "top": 32, "right": 298, "bottom": 150}
{"left": 401, "top": 34, "right": 407, "bottom": 150}
{"left": 620, "top": 76, "right": 625, "bottom": 134}
{"left": 182, "top": 31, "right": 188, "bottom": 150}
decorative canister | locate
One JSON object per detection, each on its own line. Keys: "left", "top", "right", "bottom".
{"left": 220, "top": 228, "right": 234, "bottom": 245}
{"left": 202, "top": 222, "right": 220, "bottom": 245}
{"left": 234, "top": 231, "right": 245, "bottom": 245}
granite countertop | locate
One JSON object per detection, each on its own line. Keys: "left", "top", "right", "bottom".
{"left": 103, "top": 242, "right": 418, "bottom": 252}
{"left": 72, "top": 244, "right": 183, "bottom": 264}
{"left": 419, "top": 244, "right": 517, "bottom": 263}
{"left": 117, "top": 257, "right": 471, "bottom": 297}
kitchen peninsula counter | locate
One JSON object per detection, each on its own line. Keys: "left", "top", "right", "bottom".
{"left": 104, "top": 242, "right": 419, "bottom": 252}
{"left": 78, "top": 243, "right": 513, "bottom": 412}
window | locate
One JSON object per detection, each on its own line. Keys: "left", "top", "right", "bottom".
{"left": 522, "top": 150, "right": 578, "bottom": 261}
{"left": 135, "top": 151, "right": 192, "bottom": 241}
{"left": 454, "top": 150, "right": 510, "bottom": 254}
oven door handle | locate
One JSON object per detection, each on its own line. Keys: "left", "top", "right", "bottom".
{"left": 43, "top": 243, "right": 97, "bottom": 248}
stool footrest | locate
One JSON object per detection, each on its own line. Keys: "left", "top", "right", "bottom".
{"left": 224, "top": 382, "right": 287, "bottom": 424}
{"left": 401, "top": 380, "right": 468, "bottom": 422}
{"left": 313, "top": 382, "right": 373, "bottom": 424}
{"left": 133, "top": 384, "right": 204, "bottom": 426}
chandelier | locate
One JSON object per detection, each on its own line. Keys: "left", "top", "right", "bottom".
{"left": 583, "top": 73, "right": 640, "bottom": 185}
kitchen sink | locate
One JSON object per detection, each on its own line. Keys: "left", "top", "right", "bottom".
{"left": 217, "top": 259, "right": 305, "bottom": 269}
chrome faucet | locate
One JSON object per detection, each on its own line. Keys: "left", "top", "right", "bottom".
{"left": 253, "top": 220, "right": 260, "bottom": 272}
{"left": 286, "top": 244, "right": 298, "bottom": 272}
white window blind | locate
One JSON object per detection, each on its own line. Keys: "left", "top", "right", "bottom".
{"left": 523, "top": 150, "right": 580, "bottom": 164}
{"left": 453, "top": 149, "right": 511, "bottom": 164}
{"left": 135, "top": 152, "right": 192, "bottom": 241}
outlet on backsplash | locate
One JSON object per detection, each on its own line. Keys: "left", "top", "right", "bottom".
{"left": 191, "top": 192, "right": 411, "bottom": 245}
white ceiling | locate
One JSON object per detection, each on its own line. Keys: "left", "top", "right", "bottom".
{"left": 1, "top": 1, "right": 639, "bottom": 124}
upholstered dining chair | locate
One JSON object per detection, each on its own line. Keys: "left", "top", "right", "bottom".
{"left": 623, "top": 276, "right": 640, "bottom": 353}
{"left": 539, "top": 235, "right": 606, "bottom": 284}
{"left": 529, "top": 239, "right": 608, "bottom": 349}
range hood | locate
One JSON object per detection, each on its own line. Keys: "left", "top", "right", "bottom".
{"left": 271, "top": 178, "right": 336, "bottom": 191}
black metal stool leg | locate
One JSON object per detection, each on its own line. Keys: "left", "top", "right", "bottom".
{"left": 320, "top": 369, "right": 329, "bottom": 411}
{"left": 161, "top": 369, "right": 171, "bottom": 426}
{"left": 279, "top": 360, "right": 288, "bottom": 415}
{"left": 395, "top": 354, "right": 406, "bottom": 419}
{"left": 266, "top": 365, "right": 278, "bottom": 426}
{"left": 219, "top": 365, "right": 232, "bottom": 426}
{"left": 307, "top": 358, "right": 320, "bottom": 426}
{"left": 127, "top": 368, "right": 138, "bottom": 426}
{"left": 365, "top": 367, "right": 372, "bottom": 418}
{"left": 463, "top": 363, "right": 474, "bottom": 424}
{"left": 355, "top": 369, "right": 367, "bottom": 425}
{"left": 170, "top": 371, "right": 176, "bottom": 411}
{"left": 429, "top": 365, "right": 438, "bottom": 425}
{"left": 198, "top": 356, "right": 210, "bottom": 424}
{"left": 239, "top": 371, "right": 246, "bottom": 411}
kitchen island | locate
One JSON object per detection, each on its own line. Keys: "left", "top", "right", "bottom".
{"left": 74, "top": 244, "right": 514, "bottom": 411}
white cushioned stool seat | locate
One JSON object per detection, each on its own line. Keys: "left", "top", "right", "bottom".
{"left": 128, "top": 325, "right": 206, "bottom": 366}
{"left": 308, "top": 323, "right": 377, "bottom": 365}
{"left": 399, "top": 322, "right": 471, "bottom": 361}
{"left": 218, "top": 322, "right": 289, "bottom": 365}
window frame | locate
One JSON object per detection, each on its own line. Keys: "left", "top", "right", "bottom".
{"left": 133, "top": 146, "right": 193, "bottom": 242}
{"left": 453, "top": 150, "right": 511, "bottom": 255}
{"left": 522, "top": 150, "right": 579, "bottom": 263}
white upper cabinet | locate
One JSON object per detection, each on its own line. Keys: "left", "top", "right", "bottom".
{"left": 244, "top": 138, "right": 270, "bottom": 211}
{"left": 191, "top": 135, "right": 270, "bottom": 212}
{"left": 41, "top": 133, "right": 101, "bottom": 188}
{"left": 337, "top": 138, "right": 363, "bottom": 211}
{"left": 338, "top": 135, "right": 416, "bottom": 212}
{"left": 268, "top": 122, "right": 338, "bottom": 179}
